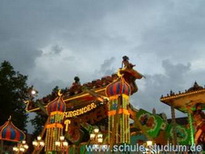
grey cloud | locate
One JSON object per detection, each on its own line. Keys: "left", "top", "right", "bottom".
{"left": 0, "top": 42, "right": 42, "bottom": 74}
{"left": 29, "top": 78, "right": 70, "bottom": 97}
{"left": 0, "top": 0, "right": 205, "bottom": 122}
{"left": 51, "top": 45, "right": 63, "bottom": 55}
{"left": 63, "top": 56, "right": 76, "bottom": 61}
{"left": 95, "top": 57, "right": 116, "bottom": 77}
{"left": 43, "top": 45, "right": 63, "bottom": 56}
{"left": 0, "top": 0, "right": 129, "bottom": 74}
{"left": 162, "top": 60, "right": 191, "bottom": 87}
{"left": 133, "top": 0, "right": 205, "bottom": 63}
{"left": 131, "top": 59, "right": 192, "bottom": 118}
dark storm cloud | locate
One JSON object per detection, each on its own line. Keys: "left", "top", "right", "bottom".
{"left": 0, "top": 0, "right": 205, "bottom": 124}
{"left": 132, "top": 59, "right": 192, "bottom": 118}
{"left": 135, "top": 0, "right": 205, "bottom": 62}
{"left": 51, "top": 45, "right": 63, "bottom": 55}
{"left": 96, "top": 57, "right": 116, "bottom": 76}
{"left": 42, "top": 45, "right": 63, "bottom": 56}
{"left": 0, "top": 0, "right": 127, "bottom": 74}
{"left": 0, "top": 43, "right": 42, "bottom": 74}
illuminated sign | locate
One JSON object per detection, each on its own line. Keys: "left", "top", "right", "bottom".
{"left": 64, "top": 103, "right": 97, "bottom": 118}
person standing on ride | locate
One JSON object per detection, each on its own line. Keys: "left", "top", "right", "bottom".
{"left": 193, "top": 104, "right": 205, "bottom": 145}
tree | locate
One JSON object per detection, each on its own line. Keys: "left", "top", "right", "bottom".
{"left": 0, "top": 61, "right": 28, "bottom": 131}
{"left": 30, "top": 112, "right": 47, "bottom": 137}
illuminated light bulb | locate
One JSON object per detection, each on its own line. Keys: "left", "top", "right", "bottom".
{"left": 98, "top": 138, "right": 103, "bottom": 143}
{"left": 13, "top": 147, "right": 19, "bottom": 151}
{"left": 90, "top": 133, "right": 95, "bottom": 140}
{"left": 31, "top": 89, "right": 37, "bottom": 96}
{"left": 94, "top": 128, "right": 99, "bottom": 133}
{"left": 55, "top": 141, "right": 60, "bottom": 146}
{"left": 60, "top": 136, "right": 65, "bottom": 141}
{"left": 32, "top": 141, "right": 38, "bottom": 146}
{"left": 39, "top": 141, "right": 45, "bottom": 147}
{"left": 146, "top": 141, "right": 153, "bottom": 146}
{"left": 24, "top": 144, "right": 29, "bottom": 149}
{"left": 19, "top": 147, "right": 25, "bottom": 152}
{"left": 37, "top": 136, "right": 41, "bottom": 141}
{"left": 97, "top": 134, "right": 103, "bottom": 138}
{"left": 63, "top": 141, "right": 68, "bottom": 147}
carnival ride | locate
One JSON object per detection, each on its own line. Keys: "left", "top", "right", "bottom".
{"left": 24, "top": 57, "right": 205, "bottom": 153}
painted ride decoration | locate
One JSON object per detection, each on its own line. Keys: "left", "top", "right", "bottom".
{"left": 45, "top": 94, "right": 66, "bottom": 152}
{"left": 136, "top": 109, "right": 166, "bottom": 138}
{"left": 0, "top": 117, "right": 26, "bottom": 142}
{"left": 166, "top": 124, "right": 190, "bottom": 145}
{"left": 0, "top": 117, "right": 26, "bottom": 153}
{"left": 106, "top": 77, "right": 131, "bottom": 145}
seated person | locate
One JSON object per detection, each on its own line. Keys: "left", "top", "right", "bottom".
{"left": 122, "top": 56, "right": 135, "bottom": 69}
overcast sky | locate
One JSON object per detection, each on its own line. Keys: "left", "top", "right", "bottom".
{"left": 1, "top": 0, "right": 205, "bottom": 132}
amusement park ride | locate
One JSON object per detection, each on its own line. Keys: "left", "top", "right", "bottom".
{"left": 0, "top": 56, "right": 205, "bottom": 153}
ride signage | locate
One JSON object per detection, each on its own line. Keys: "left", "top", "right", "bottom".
{"left": 64, "top": 103, "right": 97, "bottom": 118}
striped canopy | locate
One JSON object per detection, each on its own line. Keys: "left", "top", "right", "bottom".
{"left": 47, "top": 96, "right": 66, "bottom": 114}
{"left": 0, "top": 118, "right": 26, "bottom": 142}
{"left": 106, "top": 78, "right": 131, "bottom": 97}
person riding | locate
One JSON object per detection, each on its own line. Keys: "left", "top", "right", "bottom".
{"left": 122, "top": 56, "right": 135, "bottom": 69}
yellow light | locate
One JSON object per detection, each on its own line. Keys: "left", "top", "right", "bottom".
{"left": 55, "top": 141, "right": 60, "bottom": 147}
{"left": 32, "top": 141, "right": 38, "bottom": 146}
{"left": 97, "top": 134, "right": 103, "bottom": 138}
{"left": 24, "top": 144, "right": 29, "bottom": 149}
{"left": 90, "top": 133, "right": 95, "bottom": 140}
{"left": 63, "top": 141, "right": 68, "bottom": 147}
{"left": 37, "top": 136, "right": 41, "bottom": 141}
{"left": 60, "top": 136, "right": 65, "bottom": 141}
{"left": 22, "top": 140, "right": 26, "bottom": 144}
{"left": 64, "top": 119, "right": 71, "bottom": 132}
{"left": 19, "top": 147, "right": 25, "bottom": 152}
{"left": 98, "top": 138, "right": 103, "bottom": 143}
{"left": 94, "top": 128, "right": 99, "bottom": 133}
{"left": 39, "top": 141, "right": 45, "bottom": 147}
{"left": 146, "top": 141, "right": 153, "bottom": 146}
{"left": 64, "top": 103, "right": 97, "bottom": 118}
{"left": 13, "top": 147, "right": 19, "bottom": 151}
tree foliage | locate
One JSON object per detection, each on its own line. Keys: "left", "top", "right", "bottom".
{"left": 30, "top": 112, "right": 47, "bottom": 137}
{"left": 0, "top": 61, "right": 28, "bottom": 131}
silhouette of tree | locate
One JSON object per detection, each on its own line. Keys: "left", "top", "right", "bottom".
{"left": 0, "top": 61, "right": 28, "bottom": 131}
